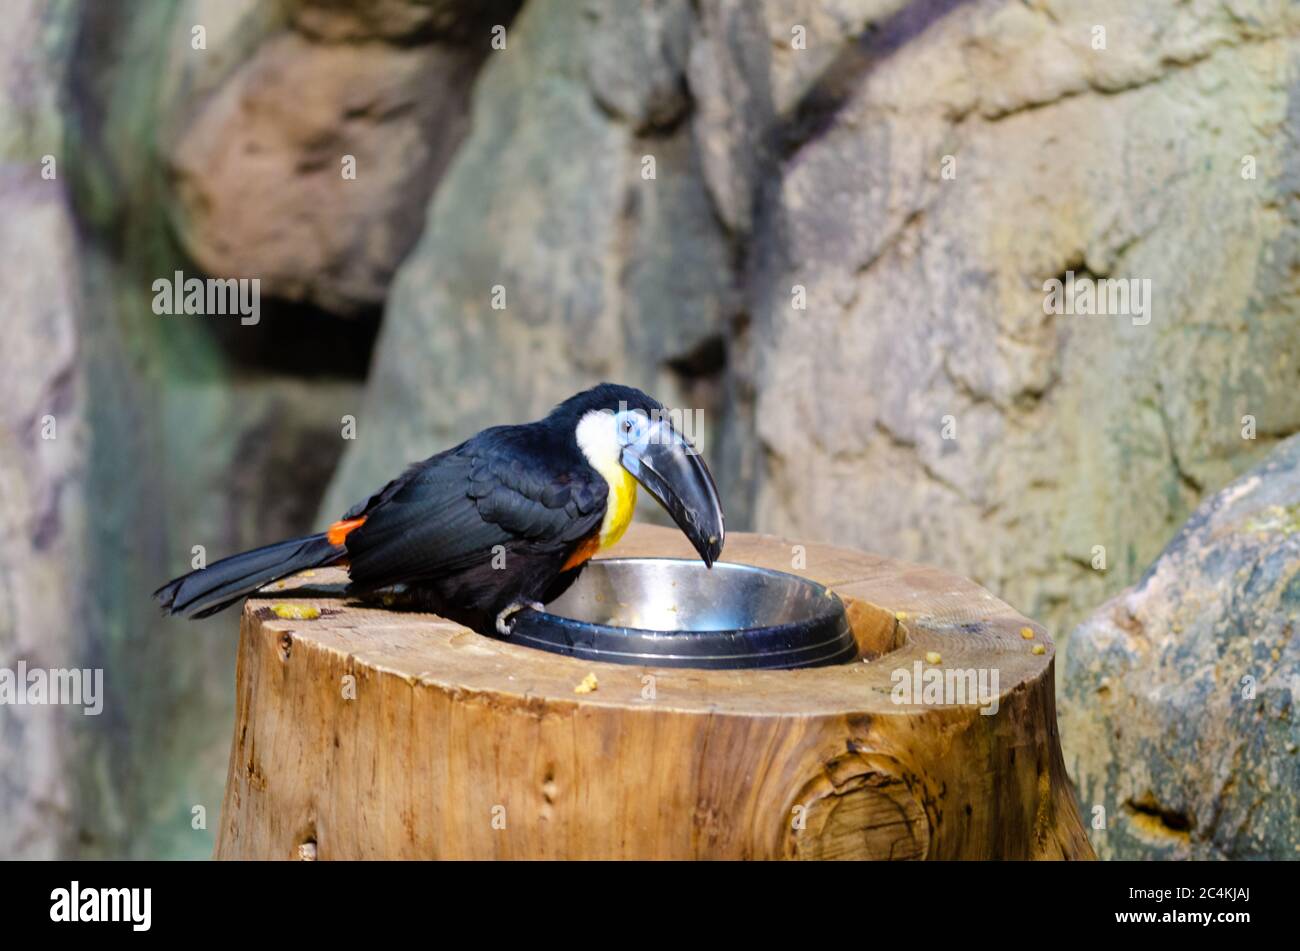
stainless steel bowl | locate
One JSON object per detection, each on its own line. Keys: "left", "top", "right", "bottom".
{"left": 505, "top": 558, "right": 857, "bottom": 670}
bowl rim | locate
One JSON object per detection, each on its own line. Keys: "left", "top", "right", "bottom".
{"left": 528, "top": 556, "right": 848, "bottom": 639}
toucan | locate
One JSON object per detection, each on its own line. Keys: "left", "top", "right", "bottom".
{"left": 154, "top": 384, "right": 725, "bottom": 636}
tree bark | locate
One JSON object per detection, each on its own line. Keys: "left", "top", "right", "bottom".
{"left": 215, "top": 524, "right": 1093, "bottom": 860}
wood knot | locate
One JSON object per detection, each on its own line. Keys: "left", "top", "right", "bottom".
{"left": 786, "top": 751, "right": 929, "bottom": 860}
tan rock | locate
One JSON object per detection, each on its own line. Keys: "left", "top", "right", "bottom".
{"left": 165, "top": 29, "right": 482, "bottom": 313}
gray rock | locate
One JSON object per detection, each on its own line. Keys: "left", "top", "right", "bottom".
{"left": 0, "top": 0, "right": 85, "bottom": 861}
{"left": 586, "top": 0, "right": 693, "bottom": 133}
{"left": 1061, "top": 435, "right": 1300, "bottom": 859}
{"left": 0, "top": 168, "right": 84, "bottom": 861}
{"left": 734, "top": 0, "right": 1300, "bottom": 640}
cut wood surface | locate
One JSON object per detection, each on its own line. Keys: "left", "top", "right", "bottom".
{"left": 215, "top": 524, "right": 1094, "bottom": 860}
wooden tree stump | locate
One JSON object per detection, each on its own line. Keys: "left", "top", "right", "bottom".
{"left": 215, "top": 525, "right": 1094, "bottom": 860}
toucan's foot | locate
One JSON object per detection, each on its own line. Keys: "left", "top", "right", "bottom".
{"left": 495, "top": 601, "right": 545, "bottom": 636}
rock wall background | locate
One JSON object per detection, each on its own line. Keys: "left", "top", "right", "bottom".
{"left": 1, "top": 0, "right": 1297, "bottom": 858}
{"left": 0, "top": 0, "right": 85, "bottom": 859}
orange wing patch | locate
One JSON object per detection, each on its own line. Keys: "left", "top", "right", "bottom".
{"left": 561, "top": 533, "right": 601, "bottom": 572}
{"left": 327, "top": 516, "right": 367, "bottom": 546}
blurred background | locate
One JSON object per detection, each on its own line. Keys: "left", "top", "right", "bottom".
{"left": 2, "top": 0, "right": 1298, "bottom": 860}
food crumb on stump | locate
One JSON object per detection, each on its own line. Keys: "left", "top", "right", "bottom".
{"left": 574, "top": 672, "right": 599, "bottom": 694}
{"left": 272, "top": 603, "right": 320, "bottom": 620}
{"left": 1020, "top": 626, "right": 1035, "bottom": 639}
{"left": 1031, "top": 644, "right": 1046, "bottom": 655}
{"left": 924, "top": 651, "right": 941, "bottom": 664}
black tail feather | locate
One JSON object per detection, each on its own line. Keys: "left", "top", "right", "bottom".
{"left": 154, "top": 533, "right": 344, "bottom": 619}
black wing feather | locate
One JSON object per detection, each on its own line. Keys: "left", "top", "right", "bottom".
{"left": 343, "top": 425, "right": 607, "bottom": 591}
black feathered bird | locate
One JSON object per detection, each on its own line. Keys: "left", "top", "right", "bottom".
{"left": 155, "top": 384, "right": 725, "bottom": 636}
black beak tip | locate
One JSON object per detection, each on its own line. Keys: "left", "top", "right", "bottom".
{"left": 699, "top": 531, "right": 723, "bottom": 569}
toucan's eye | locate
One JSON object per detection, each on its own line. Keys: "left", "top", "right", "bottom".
{"left": 618, "top": 412, "right": 646, "bottom": 443}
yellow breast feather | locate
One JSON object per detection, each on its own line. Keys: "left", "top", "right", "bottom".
{"left": 599, "top": 466, "right": 638, "bottom": 549}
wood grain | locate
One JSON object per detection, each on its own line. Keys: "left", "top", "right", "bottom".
{"left": 214, "top": 524, "right": 1093, "bottom": 860}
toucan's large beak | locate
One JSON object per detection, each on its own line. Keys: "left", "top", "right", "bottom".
{"left": 620, "top": 418, "right": 725, "bottom": 567}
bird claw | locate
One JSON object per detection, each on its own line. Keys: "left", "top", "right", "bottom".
{"left": 495, "top": 601, "right": 545, "bottom": 636}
